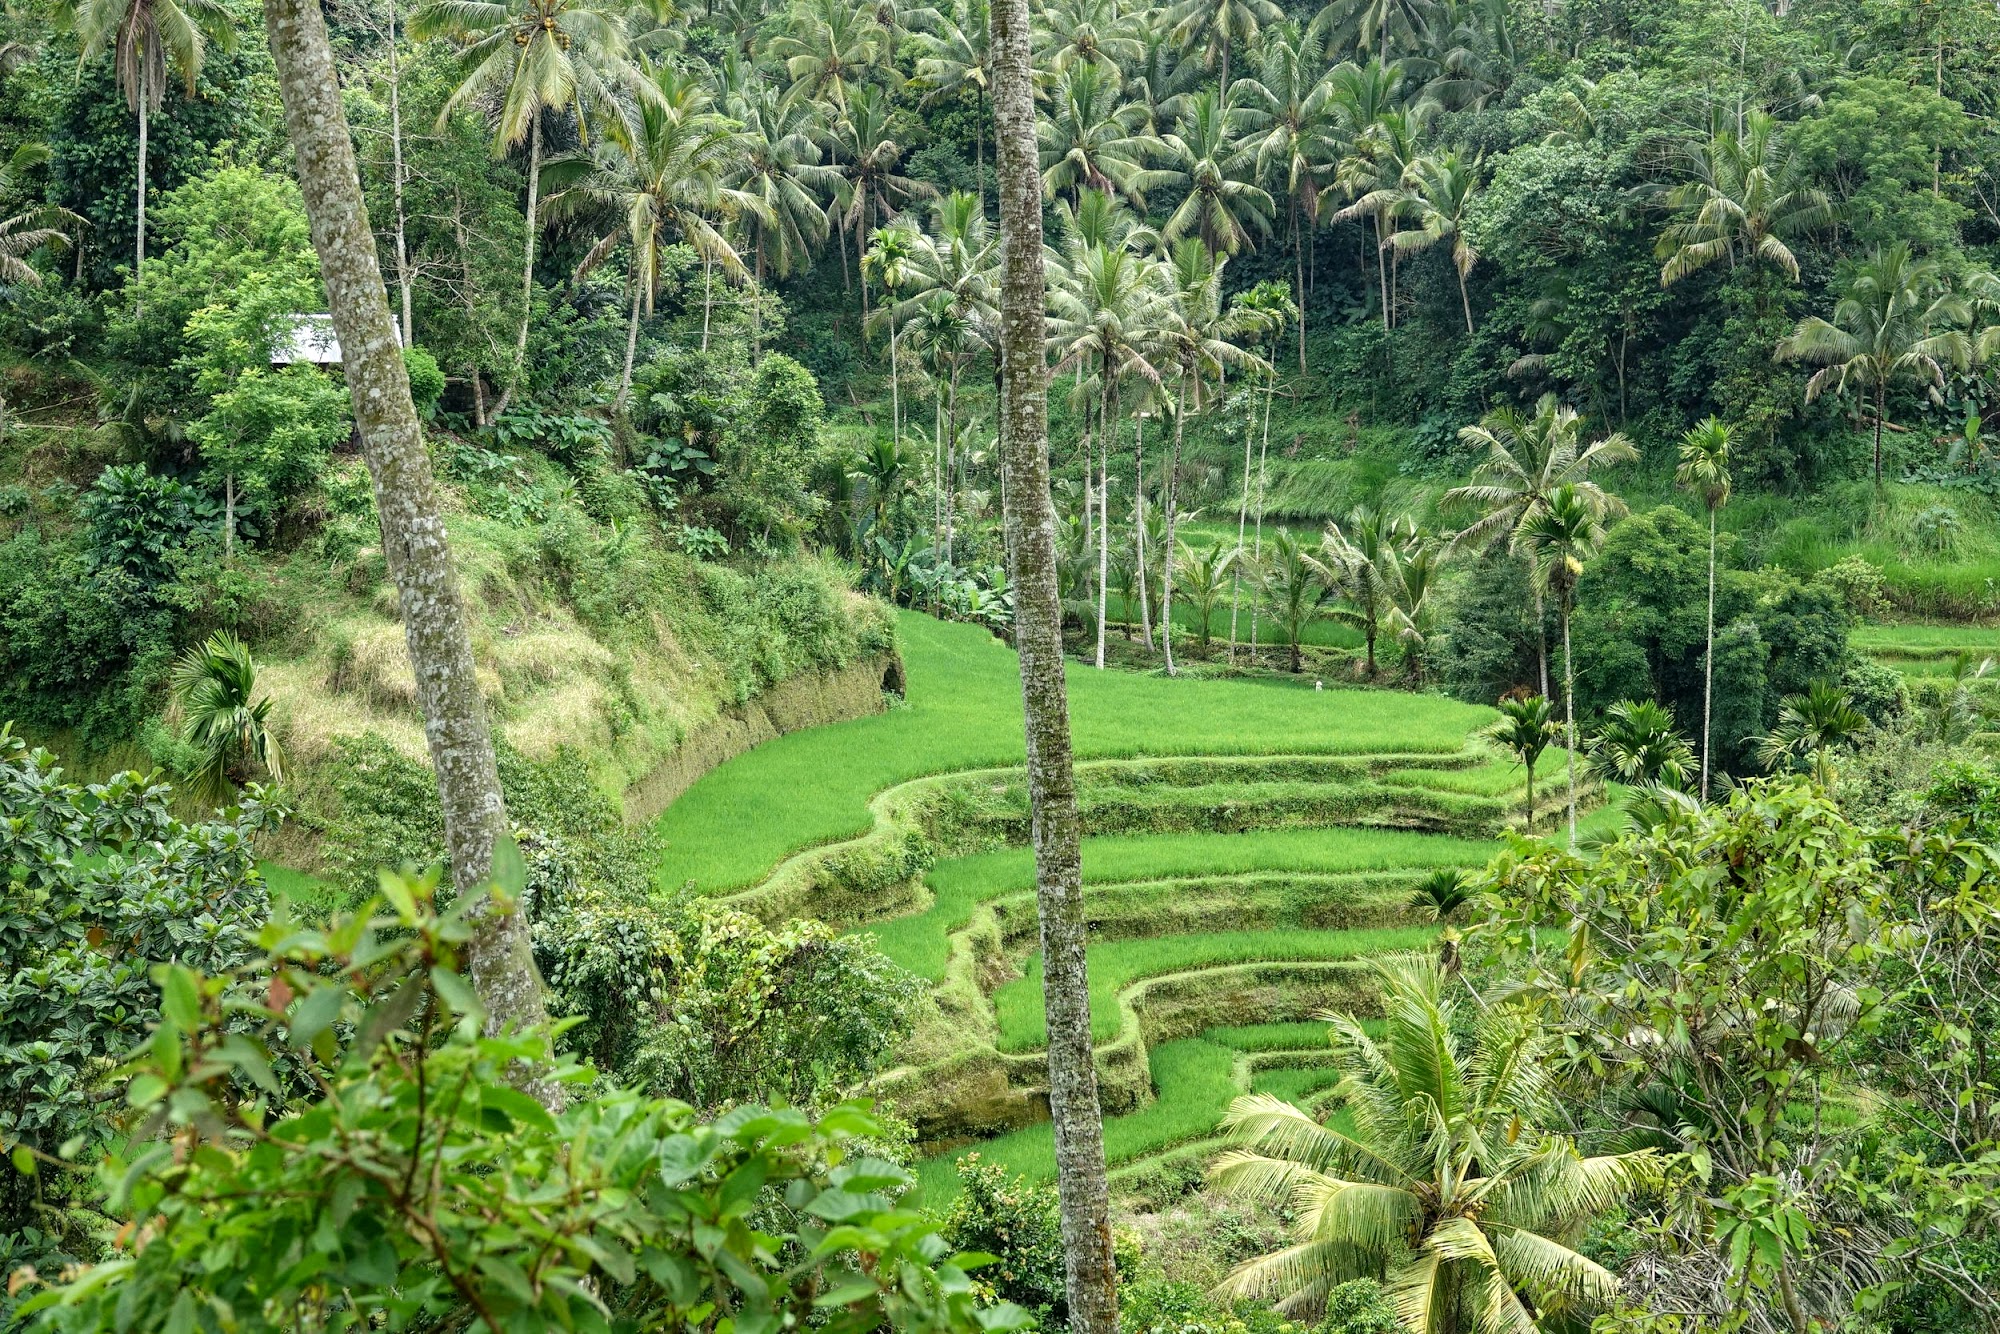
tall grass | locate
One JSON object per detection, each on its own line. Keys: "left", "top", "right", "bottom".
{"left": 864, "top": 825, "right": 1491, "bottom": 980}
{"left": 655, "top": 613, "right": 1492, "bottom": 892}
{"left": 993, "top": 924, "right": 1437, "bottom": 1049}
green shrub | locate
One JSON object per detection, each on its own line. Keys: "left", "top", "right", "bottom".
{"left": 939, "top": 1156, "right": 1069, "bottom": 1327}
{"left": 402, "top": 344, "right": 446, "bottom": 417}
{"left": 1316, "top": 1280, "right": 1398, "bottom": 1334}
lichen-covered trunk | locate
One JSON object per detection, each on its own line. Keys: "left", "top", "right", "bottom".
{"left": 991, "top": 0, "right": 1119, "bottom": 1326}
{"left": 263, "top": 0, "right": 554, "bottom": 1085}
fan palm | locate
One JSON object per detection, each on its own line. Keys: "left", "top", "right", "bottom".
{"left": 1167, "top": 0, "right": 1283, "bottom": 105}
{"left": 1590, "top": 698, "right": 1694, "bottom": 789}
{"left": 172, "top": 631, "right": 284, "bottom": 805}
{"left": 1516, "top": 485, "right": 1606, "bottom": 848}
{"left": 1655, "top": 109, "right": 1835, "bottom": 290}
{"left": 1758, "top": 681, "right": 1868, "bottom": 788}
{"left": 1409, "top": 866, "right": 1472, "bottom": 922}
{"left": 0, "top": 144, "right": 81, "bottom": 289}
{"left": 1775, "top": 241, "right": 1972, "bottom": 485}
{"left": 1213, "top": 954, "right": 1655, "bottom": 1332}
{"left": 1675, "top": 416, "right": 1731, "bottom": 800}
{"left": 1159, "top": 90, "right": 1274, "bottom": 258}
{"left": 1443, "top": 393, "right": 1634, "bottom": 697}
{"left": 1037, "top": 61, "right": 1173, "bottom": 207}
{"left": 1488, "top": 693, "right": 1557, "bottom": 831}
{"left": 1256, "top": 529, "right": 1337, "bottom": 672}
{"left": 59, "top": 0, "right": 235, "bottom": 281}
{"left": 1384, "top": 150, "right": 1480, "bottom": 334}
{"left": 410, "top": 0, "right": 639, "bottom": 412}
{"left": 1240, "top": 24, "right": 1346, "bottom": 372}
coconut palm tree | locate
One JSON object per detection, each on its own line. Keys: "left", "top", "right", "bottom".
{"left": 1590, "top": 698, "right": 1694, "bottom": 789}
{"left": 1240, "top": 24, "right": 1346, "bottom": 373}
{"left": 1127, "top": 24, "right": 1202, "bottom": 132}
{"left": 1175, "top": 538, "right": 1236, "bottom": 656}
{"left": 1159, "top": 90, "right": 1274, "bottom": 258}
{"left": 1385, "top": 149, "right": 1480, "bottom": 333}
{"left": 172, "top": 631, "right": 284, "bottom": 805}
{"left": 912, "top": 0, "right": 992, "bottom": 204}
{"left": 1213, "top": 953, "right": 1655, "bottom": 1332}
{"left": 544, "top": 60, "right": 761, "bottom": 405}
{"left": 1655, "top": 109, "right": 1835, "bottom": 290}
{"left": 1256, "top": 529, "right": 1336, "bottom": 672}
{"left": 1775, "top": 241, "right": 1972, "bottom": 486}
{"left": 1033, "top": 0, "right": 1144, "bottom": 75}
{"left": 410, "top": 0, "right": 638, "bottom": 413}
{"left": 1422, "top": 0, "right": 1515, "bottom": 110}
{"left": 829, "top": 85, "right": 935, "bottom": 328}
{"left": 1758, "top": 681, "right": 1868, "bottom": 788}
{"left": 1517, "top": 484, "right": 1607, "bottom": 848}
{"left": 1319, "top": 503, "right": 1410, "bottom": 677}
{"left": 1310, "top": 0, "right": 1436, "bottom": 59}
{"left": 1321, "top": 57, "right": 1404, "bottom": 325}
{"left": 729, "top": 84, "right": 836, "bottom": 288}
{"left": 1381, "top": 529, "right": 1443, "bottom": 684}
{"left": 1155, "top": 237, "right": 1261, "bottom": 673}
{"left": 1675, "top": 416, "right": 1731, "bottom": 800}
{"left": 1443, "top": 393, "right": 1634, "bottom": 697}
{"left": 1050, "top": 231, "right": 1169, "bottom": 666}
{"left": 1166, "top": 0, "right": 1282, "bottom": 105}
{"left": 769, "top": 0, "right": 884, "bottom": 111}
{"left": 1037, "top": 61, "right": 1173, "bottom": 208}
{"left": 864, "top": 219, "right": 920, "bottom": 457}
{"left": 0, "top": 144, "right": 81, "bottom": 289}
{"left": 1489, "top": 693, "right": 1556, "bottom": 831}
{"left": 59, "top": 0, "right": 235, "bottom": 281}
{"left": 1330, "top": 100, "right": 1428, "bottom": 330}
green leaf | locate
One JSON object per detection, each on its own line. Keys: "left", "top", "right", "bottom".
{"left": 490, "top": 834, "right": 527, "bottom": 897}
{"left": 126, "top": 1074, "right": 168, "bottom": 1109}
{"left": 10, "top": 1145, "right": 35, "bottom": 1176}
{"left": 289, "top": 981, "right": 345, "bottom": 1050}
{"left": 159, "top": 965, "right": 202, "bottom": 1032}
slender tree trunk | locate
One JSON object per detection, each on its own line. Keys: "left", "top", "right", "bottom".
{"left": 1096, "top": 368, "right": 1110, "bottom": 669}
{"left": 1562, "top": 602, "right": 1577, "bottom": 849}
{"left": 945, "top": 364, "right": 960, "bottom": 564}
{"left": 1457, "top": 265, "right": 1473, "bottom": 336}
{"left": 1227, "top": 374, "right": 1252, "bottom": 663}
{"left": 223, "top": 472, "right": 235, "bottom": 559}
{"left": 450, "top": 194, "right": 487, "bottom": 429}
{"left": 1374, "top": 216, "right": 1388, "bottom": 332}
{"left": 1161, "top": 374, "right": 1187, "bottom": 676}
{"left": 388, "top": 13, "right": 413, "bottom": 347}
{"left": 752, "top": 242, "right": 764, "bottom": 362}
{"left": 264, "top": 0, "right": 554, "bottom": 1094}
{"left": 1134, "top": 412, "right": 1153, "bottom": 651}
{"left": 1874, "top": 382, "right": 1886, "bottom": 485}
{"left": 494, "top": 111, "right": 542, "bottom": 420}
{"left": 135, "top": 74, "right": 148, "bottom": 284}
{"left": 1531, "top": 564, "right": 1549, "bottom": 698}
{"left": 977, "top": 83, "right": 987, "bottom": 215}
{"left": 888, "top": 289, "right": 900, "bottom": 452}
{"left": 991, "top": 0, "right": 1118, "bottom": 1325}
{"left": 701, "top": 250, "right": 714, "bottom": 352}
{"left": 1524, "top": 759, "right": 1534, "bottom": 830}
{"left": 1248, "top": 373, "right": 1271, "bottom": 659}
{"left": 1294, "top": 200, "right": 1307, "bottom": 376}
{"left": 1702, "top": 504, "right": 1716, "bottom": 801}
{"left": 618, "top": 274, "right": 642, "bottom": 411}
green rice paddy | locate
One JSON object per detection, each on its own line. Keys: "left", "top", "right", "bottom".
{"left": 653, "top": 613, "right": 1492, "bottom": 893}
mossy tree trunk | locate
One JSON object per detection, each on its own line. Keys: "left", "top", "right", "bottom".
{"left": 991, "top": 0, "right": 1119, "bottom": 1328}
{"left": 263, "top": 0, "right": 554, "bottom": 1097}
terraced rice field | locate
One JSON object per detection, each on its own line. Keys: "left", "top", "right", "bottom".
{"left": 1852, "top": 622, "right": 2000, "bottom": 678}
{"left": 651, "top": 611, "right": 1589, "bottom": 1210}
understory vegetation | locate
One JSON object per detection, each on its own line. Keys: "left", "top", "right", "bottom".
{"left": 6, "top": 0, "right": 2000, "bottom": 1324}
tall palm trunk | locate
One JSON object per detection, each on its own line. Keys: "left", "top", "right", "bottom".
{"left": 1457, "top": 265, "right": 1473, "bottom": 336}
{"left": 388, "top": 12, "right": 413, "bottom": 346}
{"left": 1373, "top": 216, "right": 1388, "bottom": 332}
{"left": 1701, "top": 504, "right": 1716, "bottom": 801}
{"left": 1293, "top": 198, "right": 1307, "bottom": 375}
{"left": 495, "top": 112, "right": 542, "bottom": 419}
{"left": 1227, "top": 375, "right": 1252, "bottom": 663}
{"left": 1873, "top": 379, "right": 1886, "bottom": 485}
{"left": 1562, "top": 598, "right": 1577, "bottom": 849}
{"left": 701, "top": 250, "right": 714, "bottom": 352}
{"left": 888, "top": 288, "right": 901, "bottom": 452}
{"left": 135, "top": 65, "right": 148, "bottom": 282}
{"left": 264, "top": 0, "right": 554, "bottom": 1100}
{"left": 1248, "top": 374, "right": 1272, "bottom": 658}
{"left": 1161, "top": 373, "right": 1187, "bottom": 676}
{"left": 618, "top": 273, "right": 642, "bottom": 411}
{"left": 1095, "top": 365, "right": 1110, "bottom": 669}
{"left": 991, "top": 0, "right": 1119, "bottom": 1324}
{"left": 1529, "top": 557, "right": 1549, "bottom": 698}
{"left": 1134, "top": 412, "right": 1153, "bottom": 651}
